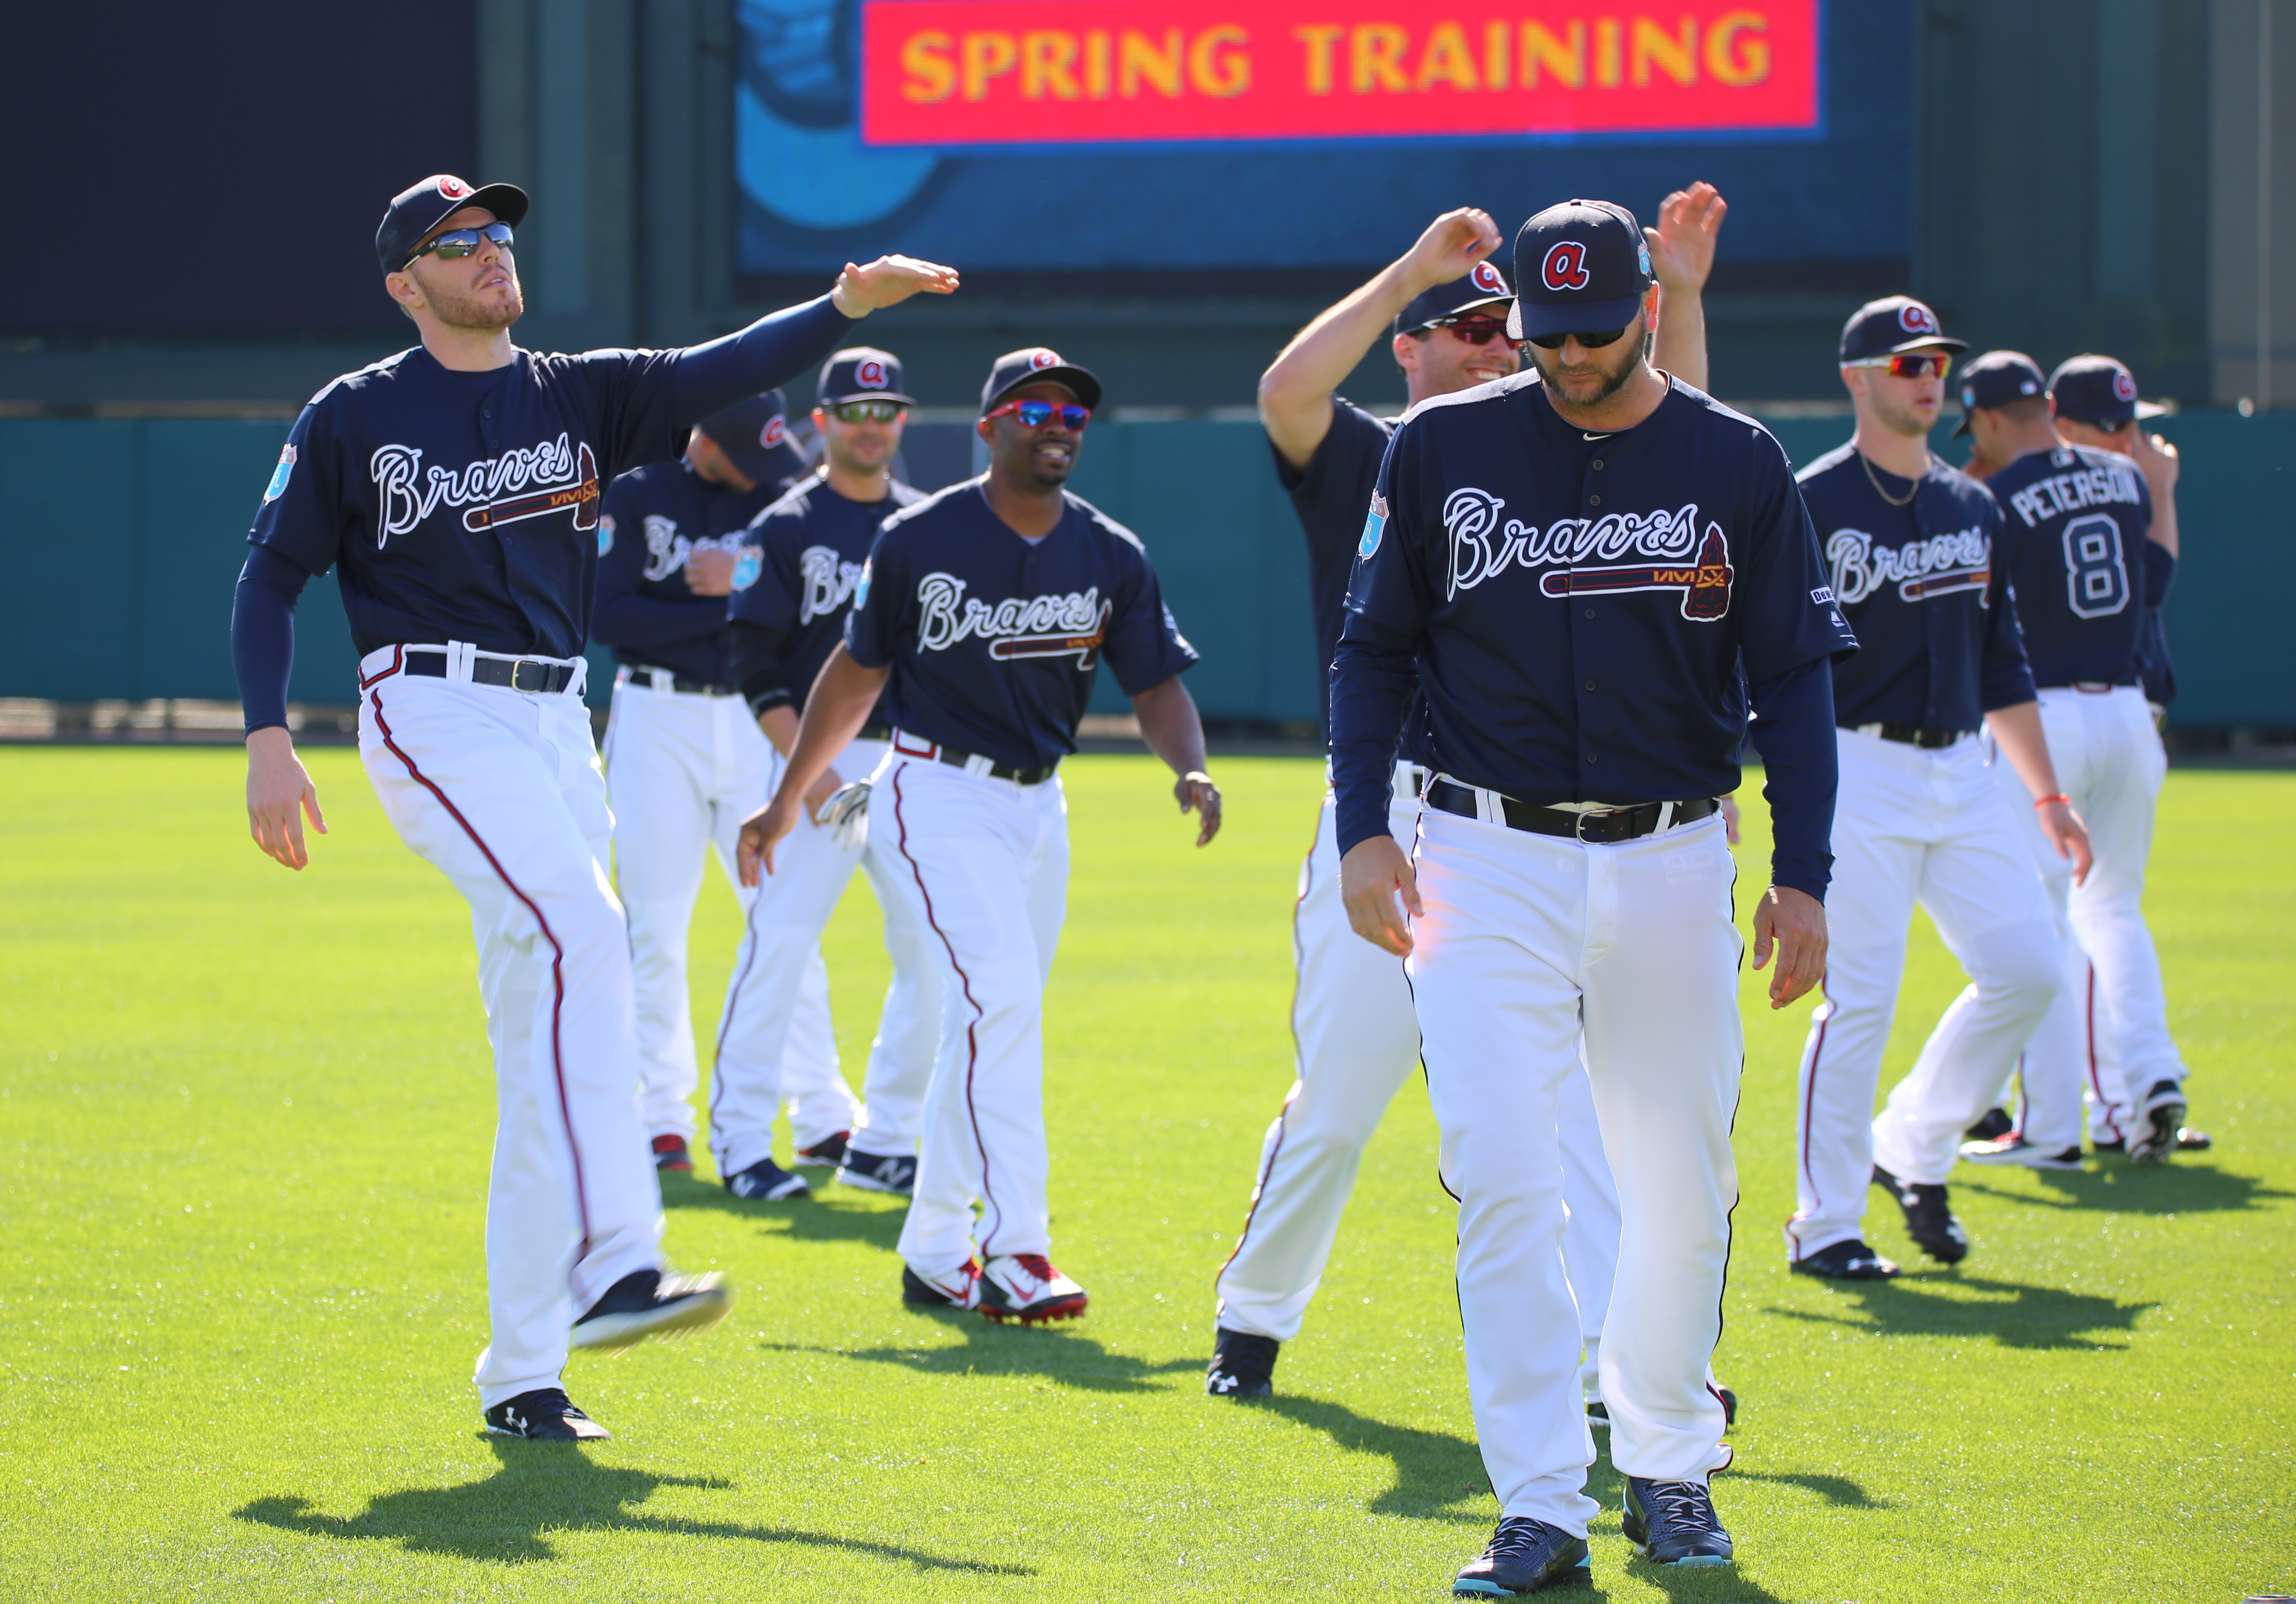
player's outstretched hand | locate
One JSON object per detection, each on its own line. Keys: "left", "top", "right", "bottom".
{"left": 736, "top": 792, "right": 804, "bottom": 886}
{"left": 246, "top": 727, "right": 327, "bottom": 871}
{"left": 1751, "top": 884, "right": 1825, "bottom": 1009}
{"left": 2037, "top": 798, "right": 2095, "bottom": 886}
{"left": 1340, "top": 835, "right": 1422, "bottom": 957}
{"left": 831, "top": 256, "right": 961, "bottom": 316}
{"left": 1402, "top": 208, "right": 1505, "bottom": 293}
{"left": 1646, "top": 181, "right": 1728, "bottom": 295}
{"left": 1175, "top": 770, "right": 1222, "bottom": 847}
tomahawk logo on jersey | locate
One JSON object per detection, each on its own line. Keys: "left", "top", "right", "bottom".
{"left": 1987, "top": 444, "right": 2162, "bottom": 686}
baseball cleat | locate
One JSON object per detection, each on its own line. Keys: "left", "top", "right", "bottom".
{"left": 650, "top": 1133, "right": 693, "bottom": 1173}
{"left": 2127, "top": 1079, "right": 2188, "bottom": 1165}
{"left": 2091, "top": 1136, "right": 2126, "bottom": 1155}
{"left": 571, "top": 1268, "right": 734, "bottom": 1351}
{"left": 836, "top": 1149, "right": 918, "bottom": 1196}
{"left": 977, "top": 1254, "right": 1088, "bottom": 1324}
{"left": 1873, "top": 1164, "right": 1970, "bottom": 1264}
{"left": 1451, "top": 1516, "right": 1591, "bottom": 1596}
{"left": 1206, "top": 1328, "right": 1279, "bottom": 1399}
{"left": 1791, "top": 1239, "right": 1899, "bottom": 1279}
{"left": 2177, "top": 1126, "right": 2213, "bottom": 1151}
{"left": 724, "top": 1157, "right": 810, "bottom": 1201}
{"left": 1622, "top": 1477, "right": 1733, "bottom": 1566}
{"left": 1958, "top": 1134, "right": 2083, "bottom": 1169}
{"left": 484, "top": 1388, "right": 610, "bottom": 1441}
{"left": 1963, "top": 1106, "right": 2014, "bottom": 1143}
{"left": 1586, "top": 1399, "right": 1609, "bottom": 1430}
{"left": 792, "top": 1130, "right": 850, "bottom": 1168}
{"left": 901, "top": 1260, "right": 981, "bottom": 1311}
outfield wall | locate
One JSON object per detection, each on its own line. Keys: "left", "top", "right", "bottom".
{"left": 0, "top": 410, "right": 2286, "bottom": 728}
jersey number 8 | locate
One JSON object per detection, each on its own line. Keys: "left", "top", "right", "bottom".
{"left": 2061, "top": 514, "right": 2130, "bottom": 619}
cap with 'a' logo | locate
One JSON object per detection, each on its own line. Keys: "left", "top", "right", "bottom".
{"left": 695, "top": 389, "right": 807, "bottom": 489}
{"left": 982, "top": 347, "right": 1104, "bottom": 414}
{"left": 1507, "top": 199, "right": 1651, "bottom": 340}
{"left": 2049, "top": 354, "right": 2166, "bottom": 426}
{"left": 1950, "top": 350, "right": 2047, "bottom": 437}
{"left": 818, "top": 347, "right": 915, "bottom": 407}
{"left": 1395, "top": 259, "right": 1516, "bottom": 336}
{"left": 1839, "top": 295, "right": 1968, "bottom": 363}
{"left": 375, "top": 173, "right": 529, "bottom": 275}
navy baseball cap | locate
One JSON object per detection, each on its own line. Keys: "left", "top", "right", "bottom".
{"left": 819, "top": 347, "right": 915, "bottom": 407}
{"left": 982, "top": 347, "right": 1103, "bottom": 414}
{"left": 695, "top": 390, "right": 806, "bottom": 487}
{"left": 1950, "top": 350, "right": 2047, "bottom": 437}
{"left": 376, "top": 173, "right": 529, "bottom": 275}
{"left": 1839, "top": 296, "right": 1967, "bottom": 363}
{"left": 1395, "top": 259, "right": 1516, "bottom": 336}
{"left": 2050, "top": 354, "right": 2167, "bottom": 426}
{"left": 1507, "top": 200, "right": 1650, "bottom": 341}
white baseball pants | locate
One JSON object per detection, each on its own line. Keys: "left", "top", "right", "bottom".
{"left": 1214, "top": 780, "right": 1620, "bottom": 1405}
{"left": 357, "top": 648, "right": 663, "bottom": 1408}
{"left": 875, "top": 753, "right": 1069, "bottom": 1279}
{"left": 601, "top": 676, "right": 857, "bottom": 1151}
{"left": 1791, "top": 731, "right": 2061, "bottom": 1259}
{"left": 709, "top": 737, "right": 943, "bottom": 1178}
{"left": 1411, "top": 803, "right": 1740, "bottom": 1536}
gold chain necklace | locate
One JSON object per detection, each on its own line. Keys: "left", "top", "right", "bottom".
{"left": 1860, "top": 449, "right": 1924, "bottom": 507}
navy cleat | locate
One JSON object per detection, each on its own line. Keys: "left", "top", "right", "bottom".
{"left": 2127, "top": 1079, "right": 2188, "bottom": 1165}
{"left": 1452, "top": 1517, "right": 1591, "bottom": 1595}
{"left": 1622, "top": 1477, "right": 1733, "bottom": 1566}
{"left": 484, "top": 1388, "right": 610, "bottom": 1441}
{"left": 1873, "top": 1164, "right": 1969, "bottom": 1264}
{"left": 724, "top": 1156, "right": 809, "bottom": 1201}
{"left": 2177, "top": 1126, "right": 2213, "bottom": 1151}
{"left": 571, "top": 1268, "right": 734, "bottom": 1351}
{"left": 836, "top": 1148, "right": 918, "bottom": 1196}
{"left": 1206, "top": 1328, "right": 1278, "bottom": 1399}
{"left": 650, "top": 1133, "right": 693, "bottom": 1173}
{"left": 1791, "top": 1239, "right": 1899, "bottom": 1279}
{"left": 793, "top": 1130, "right": 850, "bottom": 1168}
{"left": 1963, "top": 1106, "right": 2014, "bottom": 1143}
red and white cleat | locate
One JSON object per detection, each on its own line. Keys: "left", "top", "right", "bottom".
{"left": 901, "top": 1260, "right": 982, "bottom": 1311}
{"left": 978, "top": 1254, "right": 1088, "bottom": 1324}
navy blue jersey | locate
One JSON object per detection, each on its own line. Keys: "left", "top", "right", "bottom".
{"left": 1798, "top": 443, "right": 2036, "bottom": 730}
{"left": 1276, "top": 397, "right": 1393, "bottom": 716}
{"left": 2135, "top": 540, "right": 2178, "bottom": 706}
{"left": 730, "top": 471, "right": 925, "bottom": 706}
{"left": 844, "top": 478, "right": 1199, "bottom": 771}
{"left": 1987, "top": 445, "right": 2155, "bottom": 687}
{"left": 592, "top": 460, "right": 786, "bottom": 684}
{"left": 1334, "top": 373, "right": 1856, "bottom": 856}
{"left": 250, "top": 345, "right": 686, "bottom": 659}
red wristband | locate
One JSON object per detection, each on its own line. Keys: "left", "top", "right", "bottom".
{"left": 2034, "top": 793, "right": 2071, "bottom": 809}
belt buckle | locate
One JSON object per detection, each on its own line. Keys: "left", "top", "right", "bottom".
{"left": 1574, "top": 809, "right": 1613, "bottom": 844}
{"left": 510, "top": 658, "right": 551, "bottom": 693}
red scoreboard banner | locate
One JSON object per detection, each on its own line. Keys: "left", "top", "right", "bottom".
{"left": 859, "top": 1, "right": 1817, "bottom": 146}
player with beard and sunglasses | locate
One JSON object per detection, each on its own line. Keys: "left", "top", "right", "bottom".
{"left": 1206, "top": 189, "right": 1734, "bottom": 1415}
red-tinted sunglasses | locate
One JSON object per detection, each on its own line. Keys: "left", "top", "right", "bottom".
{"left": 1852, "top": 352, "right": 1954, "bottom": 380}
{"left": 985, "top": 399, "right": 1091, "bottom": 431}
{"left": 1427, "top": 315, "right": 1513, "bottom": 346}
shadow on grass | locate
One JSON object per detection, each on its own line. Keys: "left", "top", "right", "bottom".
{"left": 1766, "top": 1274, "right": 2153, "bottom": 1350}
{"left": 1256, "top": 1394, "right": 1492, "bottom": 1521}
{"left": 658, "top": 1170, "right": 905, "bottom": 1250}
{"left": 766, "top": 1319, "right": 1202, "bottom": 1395}
{"left": 234, "top": 1441, "right": 1032, "bottom": 1574}
{"left": 1956, "top": 1160, "right": 2291, "bottom": 1216}
{"left": 1724, "top": 1469, "right": 1888, "bottom": 1510}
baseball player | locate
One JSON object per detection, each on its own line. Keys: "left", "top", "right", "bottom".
{"left": 593, "top": 390, "right": 862, "bottom": 1181}
{"left": 1209, "top": 186, "right": 1730, "bottom": 1409}
{"left": 715, "top": 347, "right": 943, "bottom": 1200}
{"left": 736, "top": 348, "right": 1217, "bottom": 1324}
{"left": 1788, "top": 299, "right": 2091, "bottom": 1282}
{"left": 234, "top": 172, "right": 957, "bottom": 1439}
{"left": 1335, "top": 199, "right": 1851, "bottom": 1589}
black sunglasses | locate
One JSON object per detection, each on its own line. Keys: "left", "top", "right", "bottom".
{"left": 830, "top": 400, "right": 906, "bottom": 424}
{"left": 405, "top": 221, "right": 515, "bottom": 268}
{"left": 1526, "top": 327, "right": 1630, "bottom": 351}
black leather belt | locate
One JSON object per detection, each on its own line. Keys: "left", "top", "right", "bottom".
{"left": 893, "top": 730, "right": 1059, "bottom": 786}
{"left": 625, "top": 666, "right": 735, "bottom": 696}
{"left": 405, "top": 650, "right": 579, "bottom": 694}
{"left": 1426, "top": 780, "right": 1717, "bottom": 842}
{"left": 1848, "top": 722, "right": 1974, "bottom": 749}
{"left": 857, "top": 719, "right": 892, "bottom": 741}
{"left": 2043, "top": 682, "right": 2128, "bottom": 695}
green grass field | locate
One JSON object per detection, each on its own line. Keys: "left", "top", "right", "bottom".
{"left": 0, "top": 748, "right": 2289, "bottom": 1602}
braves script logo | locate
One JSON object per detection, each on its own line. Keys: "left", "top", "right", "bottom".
{"left": 915, "top": 573, "right": 1110, "bottom": 667}
{"left": 856, "top": 357, "right": 890, "bottom": 391}
{"left": 1469, "top": 261, "right": 1508, "bottom": 295}
{"left": 1441, "top": 489, "right": 1728, "bottom": 621}
{"left": 1825, "top": 526, "right": 1991, "bottom": 605}
{"left": 1541, "top": 241, "right": 1590, "bottom": 292}
{"left": 1897, "top": 302, "right": 1941, "bottom": 336}
{"left": 639, "top": 518, "right": 744, "bottom": 585}
{"left": 798, "top": 544, "right": 868, "bottom": 623}
{"left": 2112, "top": 368, "right": 2138, "bottom": 402}
{"left": 370, "top": 434, "right": 598, "bottom": 547}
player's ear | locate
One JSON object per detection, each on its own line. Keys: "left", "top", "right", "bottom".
{"left": 385, "top": 268, "right": 424, "bottom": 315}
{"left": 975, "top": 417, "right": 995, "bottom": 443}
{"left": 1393, "top": 332, "right": 1420, "bottom": 374}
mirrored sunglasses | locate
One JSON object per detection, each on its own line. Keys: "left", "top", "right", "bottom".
{"left": 1853, "top": 352, "right": 1953, "bottom": 379}
{"left": 406, "top": 221, "right": 515, "bottom": 267}
{"left": 985, "top": 399, "right": 1091, "bottom": 431}
{"left": 830, "top": 400, "right": 906, "bottom": 424}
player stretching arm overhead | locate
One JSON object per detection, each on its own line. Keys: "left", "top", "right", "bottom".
{"left": 1333, "top": 199, "right": 1851, "bottom": 1592}
{"left": 739, "top": 349, "right": 1217, "bottom": 1326}
{"left": 230, "top": 172, "right": 955, "bottom": 1442}
{"left": 1207, "top": 185, "right": 1729, "bottom": 1414}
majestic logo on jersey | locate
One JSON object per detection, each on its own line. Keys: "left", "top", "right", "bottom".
{"left": 262, "top": 444, "right": 296, "bottom": 503}
{"left": 1538, "top": 525, "right": 1734, "bottom": 620}
{"left": 797, "top": 543, "right": 868, "bottom": 623}
{"left": 760, "top": 414, "right": 788, "bottom": 449}
{"left": 369, "top": 434, "right": 599, "bottom": 547}
{"left": 1441, "top": 488, "right": 1714, "bottom": 605}
{"left": 856, "top": 357, "right": 890, "bottom": 390}
{"left": 1898, "top": 302, "right": 1941, "bottom": 336}
{"left": 1468, "top": 262, "right": 1509, "bottom": 296}
{"left": 1359, "top": 492, "right": 1388, "bottom": 559}
{"left": 1824, "top": 525, "right": 1990, "bottom": 605}
{"left": 915, "top": 573, "right": 1110, "bottom": 667}
{"left": 1540, "top": 242, "right": 1590, "bottom": 292}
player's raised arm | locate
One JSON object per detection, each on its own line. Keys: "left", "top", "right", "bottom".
{"left": 1645, "top": 181, "right": 1727, "bottom": 392}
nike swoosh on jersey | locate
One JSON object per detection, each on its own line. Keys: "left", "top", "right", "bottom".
{"left": 1583, "top": 432, "right": 1614, "bottom": 442}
